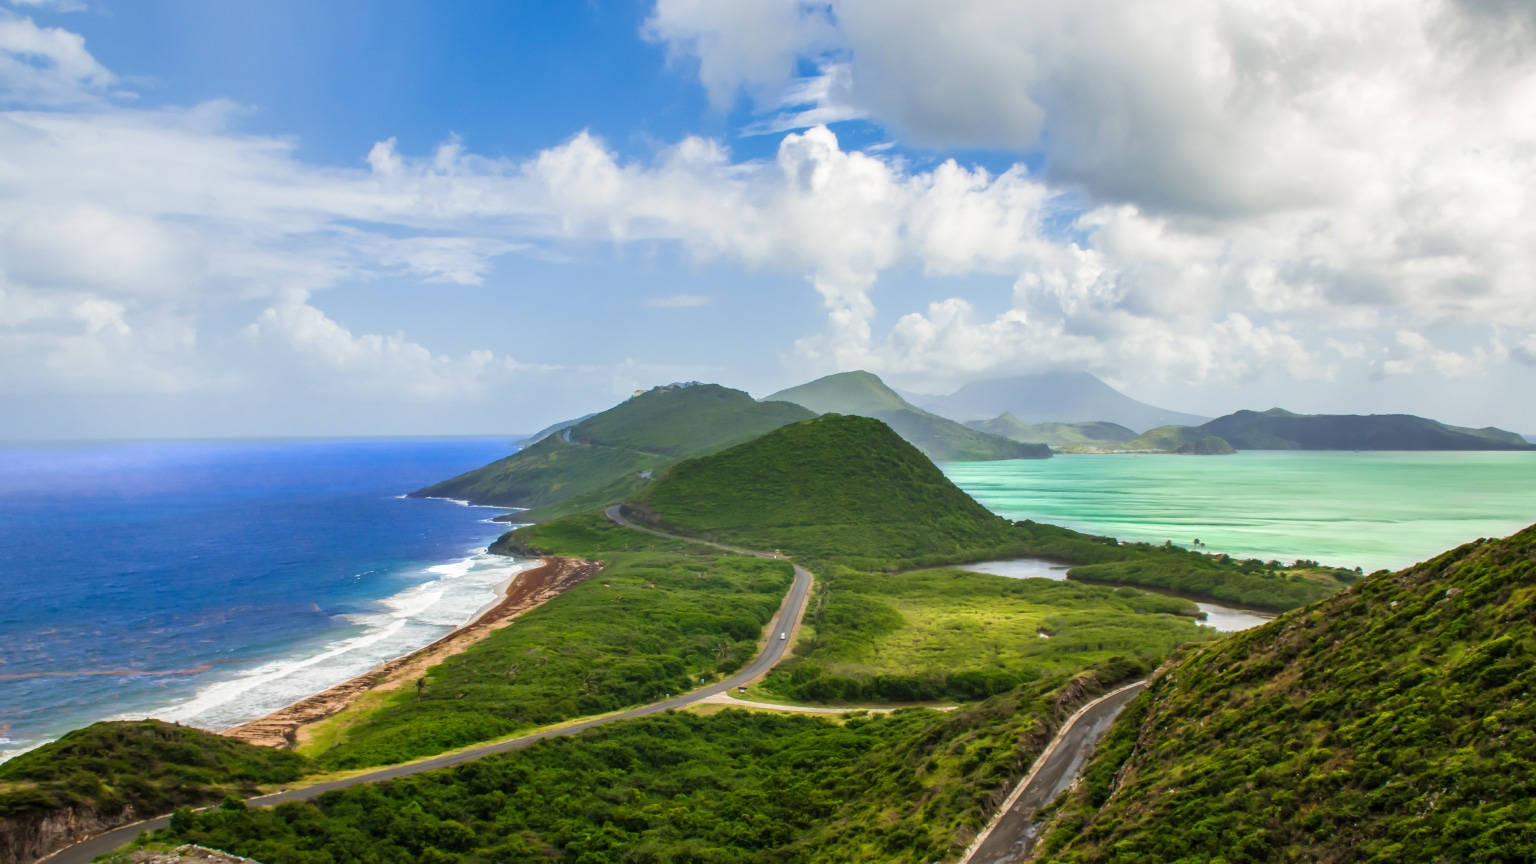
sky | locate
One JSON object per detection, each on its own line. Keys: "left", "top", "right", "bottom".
{"left": 1, "top": 0, "right": 1533, "bottom": 439}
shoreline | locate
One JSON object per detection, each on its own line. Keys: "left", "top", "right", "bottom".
{"left": 224, "top": 554, "right": 601, "bottom": 749}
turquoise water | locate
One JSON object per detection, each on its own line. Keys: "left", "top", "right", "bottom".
{"left": 943, "top": 451, "right": 1536, "bottom": 572}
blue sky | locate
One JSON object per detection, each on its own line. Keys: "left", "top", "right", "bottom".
{"left": 1, "top": 0, "right": 1533, "bottom": 437}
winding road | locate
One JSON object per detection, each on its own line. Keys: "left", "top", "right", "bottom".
{"left": 38, "top": 507, "right": 813, "bottom": 864}
{"left": 40, "top": 506, "right": 1137, "bottom": 864}
{"left": 959, "top": 680, "right": 1148, "bottom": 864}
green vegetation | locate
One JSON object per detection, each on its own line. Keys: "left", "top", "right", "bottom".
{"left": 1037, "top": 522, "right": 1536, "bottom": 863}
{"left": 414, "top": 384, "right": 813, "bottom": 516}
{"left": 966, "top": 415, "right": 1137, "bottom": 449}
{"left": 763, "top": 566, "right": 1213, "bottom": 703}
{"left": 1105, "top": 407, "right": 1535, "bottom": 453}
{"left": 632, "top": 414, "right": 1351, "bottom": 611}
{"left": 313, "top": 514, "right": 792, "bottom": 769}
{"left": 766, "top": 371, "right": 1049, "bottom": 461}
{"left": 0, "top": 720, "right": 308, "bottom": 822}
{"left": 628, "top": 414, "right": 1029, "bottom": 569}
{"left": 1009, "top": 519, "right": 1355, "bottom": 611}
{"left": 146, "top": 665, "right": 1144, "bottom": 864}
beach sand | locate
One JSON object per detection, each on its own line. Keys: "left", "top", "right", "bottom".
{"left": 224, "top": 555, "right": 600, "bottom": 749}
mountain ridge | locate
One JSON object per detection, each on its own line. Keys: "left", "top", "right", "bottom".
{"left": 413, "top": 383, "right": 814, "bottom": 515}
{"left": 765, "top": 371, "right": 1050, "bottom": 462}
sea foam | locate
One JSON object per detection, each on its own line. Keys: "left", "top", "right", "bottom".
{"left": 144, "top": 549, "right": 537, "bottom": 734}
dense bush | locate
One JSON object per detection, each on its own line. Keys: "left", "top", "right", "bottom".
{"left": 0, "top": 720, "right": 309, "bottom": 821}
{"left": 1038, "top": 523, "right": 1536, "bottom": 863}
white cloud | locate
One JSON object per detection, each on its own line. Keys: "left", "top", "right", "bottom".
{"left": 1, "top": 7, "right": 1531, "bottom": 432}
{"left": 0, "top": 10, "right": 110, "bottom": 103}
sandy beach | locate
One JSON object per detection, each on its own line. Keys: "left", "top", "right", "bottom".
{"left": 225, "top": 554, "right": 601, "bottom": 749}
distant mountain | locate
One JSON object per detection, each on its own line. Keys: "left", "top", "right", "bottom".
{"left": 911, "top": 371, "right": 1207, "bottom": 433}
{"left": 765, "top": 371, "right": 1049, "bottom": 462}
{"left": 414, "top": 383, "right": 814, "bottom": 515}
{"left": 1038, "top": 521, "right": 1536, "bottom": 862}
{"left": 626, "top": 414, "right": 1021, "bottom": 566}
{"left": 1199, "top": 407, "right": 1534, "bottom": 450}
{"left": 966, "top": 414, "right": 1137, "bottom": 449}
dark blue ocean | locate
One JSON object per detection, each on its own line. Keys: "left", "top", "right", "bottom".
{"left": 0, "top": 437, "right": 530, "bottom": 761}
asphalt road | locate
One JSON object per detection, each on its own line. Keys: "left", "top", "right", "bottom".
{"left": 39, "top": 508, "right": 814, "bottom": 864}
{"left": 962, "top": 681, "right": 1148, "bottom": 864}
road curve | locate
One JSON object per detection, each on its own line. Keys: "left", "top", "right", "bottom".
{"left": 39, "top": 509, "right": 814, "bottom": 864}
{"left": 960, "top": 680, "right": 1148, "bottom": 864}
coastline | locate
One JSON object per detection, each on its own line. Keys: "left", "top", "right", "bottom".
{"left": 225, "top": 554, "right": 601, "bottom": 749}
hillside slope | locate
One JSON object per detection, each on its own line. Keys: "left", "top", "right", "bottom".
{"left": 1038, "top": 522, "right": 1536, "bottom": 863}
{"left": 967, "top": 415, "right": 1137, "bottom": 449}
{"left": 1116, "top": 424, "right": 1236, "bottom": 454}
{"left": 627, "top": 414, "right": 1024, "bottom": 567}
{"left": 913, "top": 371, "right": 1207, "bottom": 432}
{"left": 1198, "top": 407, "right": 1534, "bottom": 450}
{"left": 413, "top": 384, "right": 813, "bottom": 514}
{"left": 766, "top": 371, "right": 1049, "bottom": 462}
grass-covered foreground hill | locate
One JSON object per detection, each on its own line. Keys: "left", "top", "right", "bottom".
{"left": 414, "top": 383, "right": 813, "bottom": 516}
{"left": 627, "top": 414, "right": 1026, "bottom": 569}
{"left": 1037, "top": 522, "right": 1536, "bottom": 863}
{"left": 766, "top": 371, "right": 1050, "bottom": 462}
{"left": 0, "top": 720, "right": 309, "bottom": 863}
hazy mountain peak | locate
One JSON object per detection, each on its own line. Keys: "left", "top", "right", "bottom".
{"left": 912, "top": 371, "right": 1207, "bottom": 433}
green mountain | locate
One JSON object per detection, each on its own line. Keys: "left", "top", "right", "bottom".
{"left": 414, "top": 383, "right": 813, "bottom": 515}
{"left": 967, "top": 414, "right": 1137, "bottom": 449}
{"left": 765, "top": 371, "right": 1049, "bottom": 461}
{"left": 1117, "top": 424, "right": 1236, "bottom": 454}
{"left": 1196, "top": 407, "right": 1534, "bottom": 450}
{"left": 1038, "top": 522, "right": 1536, "bottom": 863}
{"left": 626, "top": 413, "right": 1024, "bottom": 567}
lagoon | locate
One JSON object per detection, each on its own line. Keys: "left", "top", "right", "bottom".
{"left": 945, "top": 450, "right": 1536, "bottom": 573}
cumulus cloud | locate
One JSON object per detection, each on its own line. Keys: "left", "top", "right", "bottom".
{"left": 2, "top": 5, "right": 1531, "bottom": 431}
{"left": 640, "top": 0, "right": 1535, "bottom": 396}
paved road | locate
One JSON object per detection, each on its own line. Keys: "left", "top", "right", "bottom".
{"left": 962, "top": 681, "right": 1148, "bottom": 864}
{"left": 39, "top": 509, "right": 814, "bottom": 864}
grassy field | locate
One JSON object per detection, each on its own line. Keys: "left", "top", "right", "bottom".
{"left": 133, "top": 663, "right": 1145, "bottom": 864}
{"left": 762, "top": 566, "right": 1214, "bottom": 703}
{"left": 311, "top": 514, "right": 793, "bottom": 769}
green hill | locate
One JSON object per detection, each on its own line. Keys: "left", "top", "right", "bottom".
{"left": 413, "top": 383, "right": 813, "bottom": 516}
{"left": 1114, "top": 424, "right": 1236, "bottom": 454}
{"left": 1198, "top": 407, "right": 1533, "bottom": 450}
{"left": 0, "top": 720, "right": 310, "bottom": 861}
{"left": 968, "top": 414, "right": 1137, "bottom": 449}
{"left": 1038, "top": 522, "right": 1536, "bottom": 863}
{"left": 626, "top": 414, "right": 1024, "bottom": 567}
{"left": 765, "top": 371, "right": 1049, "bottom": 461}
